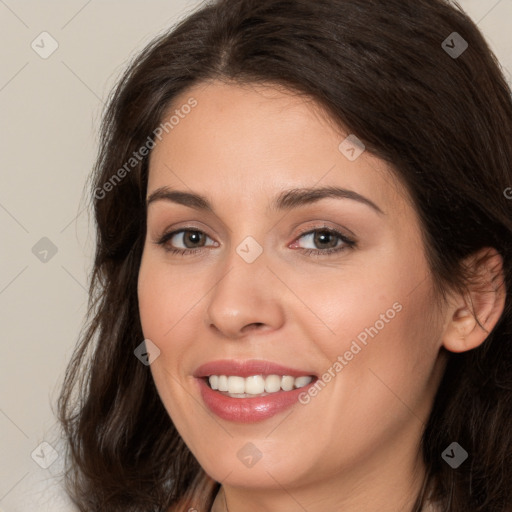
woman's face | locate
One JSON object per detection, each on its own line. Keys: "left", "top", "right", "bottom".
{"left": 138, "top": 81, "right": 447, "bottom": 498}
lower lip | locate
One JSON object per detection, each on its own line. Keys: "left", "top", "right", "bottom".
{"left": 196, "top": 378, "right": 315, "bottom": 423}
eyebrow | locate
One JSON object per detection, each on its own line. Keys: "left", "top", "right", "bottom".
{"left": 146, "top": 185, "right": 384, "bottom": 215}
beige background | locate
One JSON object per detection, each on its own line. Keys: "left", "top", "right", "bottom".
{"left": 0, "top": 1, "right": 511, "bottom": 510}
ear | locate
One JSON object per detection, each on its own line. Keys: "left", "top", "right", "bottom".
{"left": 441, "top": 247, "right": 507, "bottom": 353}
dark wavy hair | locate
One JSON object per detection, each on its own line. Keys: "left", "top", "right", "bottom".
{"left": 57, "top": 0, "right": 512, "bottom": 510}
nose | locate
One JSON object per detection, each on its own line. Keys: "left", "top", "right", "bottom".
{"left": 205, "top": 248, "right": 286, "bottom": 340}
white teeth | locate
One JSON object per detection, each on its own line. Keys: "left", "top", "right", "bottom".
{"left": 264, "top": 374, "right": 281, "bottom": 393}
{"left": 245, "top": 375, "right": 265, "bottom": 395}
{"left": 207, "top": 374, "right": 314, "bottom": 396}
{"left": 209, "top": 375, "right": 219, "bottom": 390}
{"left": 281, "top": 375, "right": 295, "bottom": 391}
{"left": 218, "top": 375, "right": 229, "bottom": 392}
{"left": 294, "top": 376, "right": 313, "bottom": 388}
{"left": 227, "top": 376, "right": 245, "bottom": 394}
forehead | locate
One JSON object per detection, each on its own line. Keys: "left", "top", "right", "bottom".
{"left": 147, "top": 80, "right": 409, "bottom": 217}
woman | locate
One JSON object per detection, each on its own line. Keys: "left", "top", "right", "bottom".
{"left": 58, "top": 0, "right": 512, "bottom": 511}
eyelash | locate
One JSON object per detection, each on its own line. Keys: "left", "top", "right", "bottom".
{"left": 154, "top": 225, "right": 356, "bottom": 258}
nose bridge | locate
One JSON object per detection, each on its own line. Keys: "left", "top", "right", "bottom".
{"left": 205, "top": 233, "right": 285, "bottom": 338}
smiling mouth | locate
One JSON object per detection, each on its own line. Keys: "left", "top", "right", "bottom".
{"left": 204, "top": 374, "right": 316, "bottom": 398}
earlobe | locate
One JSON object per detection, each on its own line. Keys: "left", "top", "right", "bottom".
{"left": 441, "top": 248, "right": 506, "bottom": 354}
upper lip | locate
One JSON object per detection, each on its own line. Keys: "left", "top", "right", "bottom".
{"left": 194, "top": 359, "right": 317, "bottom": 378}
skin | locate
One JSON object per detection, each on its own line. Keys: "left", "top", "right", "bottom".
{"left": 137, "top": 80, "right": 506, "bottom": 512}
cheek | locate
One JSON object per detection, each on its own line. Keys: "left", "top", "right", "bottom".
{"left": 137, "top": 257, "right": 193, "bottom": 406}
{"left": 325, "top": 285, "right": 440, "bottom": 430}
{"left": 137, "top": 254, "right": 199, "bottom": 343}
{"left": 305, "top": 257, "right": 440, "bottom": 415}
{"left": 316, "top": 241, "right": 440, "bottom": 371}
{"left": 293, "top": 266, "right": 406, "bottom": 366}
{"left": 288, "top": 289, "right": 441, "bottom": 475}
{"left": 137, "top": 257, "right": 200, "bottom": 435}
{"left": 137, "top": 252, "right": 208, "bottom": 393}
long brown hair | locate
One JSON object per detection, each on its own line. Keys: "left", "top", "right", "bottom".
{"left": 58, "top": 0, "right": 512, "bottom": 510}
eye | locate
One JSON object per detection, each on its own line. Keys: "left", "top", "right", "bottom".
{"left": 155, "top": 228, "right": 217, "bottom": 255}
{"left": 291, "top": 226, "right": 356, "bottom": 257}
{"left": 154, "top": 225, "right": 356, "bottom": 258}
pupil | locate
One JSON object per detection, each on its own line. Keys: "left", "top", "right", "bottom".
{"left": 185, "top": 231, "right": 203, "bottom": 248}
{"left": 315, "top": 230, "right": 336, "bottom": 249}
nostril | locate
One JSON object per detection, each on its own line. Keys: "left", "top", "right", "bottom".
{"left": 242, "top": 322, "right": 266, "bottom": 334}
